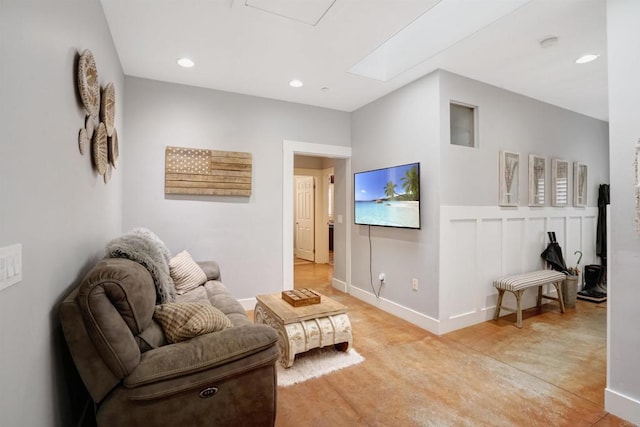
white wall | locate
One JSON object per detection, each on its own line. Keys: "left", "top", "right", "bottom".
{"left": 0, "top": 1, "right": 124, "bottom": 426}
{"left": 351, "top": 72, "right": 441, "bottom": 324}
{"left": 438, "top": 71, "right": 609, "bottom": 333}
{"left": 606, "top": 0, "right": 640, "bottom": 423}
{"left": 294, "top": 155, "right": 324, "bottom": 169}
{"left": 439, "top": 71, "right": 609, "bottom": 208}
{"left": 123, "top": 77, "right": 350, "bottom": 302}
{"left": 350, "top": 70, "right": 609, "bottom": 335}
{"left": 332, "top": 158, "right": 349, "bottom": 285}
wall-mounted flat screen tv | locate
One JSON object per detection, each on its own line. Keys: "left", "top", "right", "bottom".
{"left": 354, "top": 162, "right": 421, "bottom": 229}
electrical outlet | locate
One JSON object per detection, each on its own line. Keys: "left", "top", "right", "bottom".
{"left": 412, "top": 278, "right": 418, "bottom": 291}
{"left": 378, "top": 272, "right": 385, "bottom": 282}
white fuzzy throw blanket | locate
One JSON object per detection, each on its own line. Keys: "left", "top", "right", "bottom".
{"left": 105, "top": 228, "right": 176, "bottom": 303}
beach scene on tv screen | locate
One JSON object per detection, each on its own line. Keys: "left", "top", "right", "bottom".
{"left": 354, "top": 163, "right": 420, "bottom": 228}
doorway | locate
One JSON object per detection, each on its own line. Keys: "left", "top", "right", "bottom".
{"left": 282, "top": 140, "right": 351, "bottom": 292}
{"left": 293, "top": 159, "right": 337, "bottom": 295}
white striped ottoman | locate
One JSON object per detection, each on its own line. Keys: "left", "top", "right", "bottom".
{"left": 493, "top": 270, "right": 567, "bottom": 328}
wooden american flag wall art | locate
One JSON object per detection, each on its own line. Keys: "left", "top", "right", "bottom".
{"left": 164, "top": 146, "right": 252, "bottom": 196}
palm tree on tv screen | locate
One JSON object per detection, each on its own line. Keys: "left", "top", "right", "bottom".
{"left": 401, "top": 166, "right": 419, "bottom": 201}
{"left": 384, "top": 181, "right": 397, "bottom": 199}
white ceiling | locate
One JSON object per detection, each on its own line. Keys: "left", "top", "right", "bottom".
{"left": 101, "top": 0, "right": 608, "bottom": 121}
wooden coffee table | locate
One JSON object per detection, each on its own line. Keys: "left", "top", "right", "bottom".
{"left": 254, "top": 291, "right": 352, "bottom": 368}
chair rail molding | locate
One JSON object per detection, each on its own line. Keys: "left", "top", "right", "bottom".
{"left": 439, "top": 205, "right": 598, "bottom": 334}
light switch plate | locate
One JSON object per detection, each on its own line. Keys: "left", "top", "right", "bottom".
{"left": 0, "top": 244, "right": 22, "bottom": 292}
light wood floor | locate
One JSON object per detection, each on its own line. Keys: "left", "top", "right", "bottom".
{"left": 266, "top": 263, "right": 634, "bottom": 427}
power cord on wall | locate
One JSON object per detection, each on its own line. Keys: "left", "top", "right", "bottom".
{"left": 368, "top": 225, "right": 384, "bottom": 298}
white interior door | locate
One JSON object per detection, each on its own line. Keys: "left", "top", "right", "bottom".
{"left": 295, "top": 175, "right": 315, "bottom": 261}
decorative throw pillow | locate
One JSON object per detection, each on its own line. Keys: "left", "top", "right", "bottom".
{"left": 153, "top": 302, "right": 233, "bottom": 343}
{"left": 169, "top": 250, "right": 208, "bottom": 295}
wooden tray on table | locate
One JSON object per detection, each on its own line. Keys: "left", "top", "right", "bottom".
{"left": 281, "top": 288, "right": 321, "bottom": 307}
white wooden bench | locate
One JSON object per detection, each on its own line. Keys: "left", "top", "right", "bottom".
{"left": 493, "top": 270, "right": 567, "bottom": 328}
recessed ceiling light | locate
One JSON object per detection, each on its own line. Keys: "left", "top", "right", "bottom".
{"left": 321, "top": 87, "right": 330, "bottom": 92}
{"left": 289, "top": 79, "right": 303, "bottom": 88}
{"left": 575, "top": 54, "right": 600, "bottom": 64}
{"left": 177, "top": 58, "right": 195, "bottom": 68}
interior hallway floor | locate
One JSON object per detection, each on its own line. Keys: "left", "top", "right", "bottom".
{"left": 262, "top": 262, "right": 634, "bottom": 427}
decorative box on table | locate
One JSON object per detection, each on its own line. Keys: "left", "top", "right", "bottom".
{"left": 281, "top": 288, "right": 321, "bottom": 307}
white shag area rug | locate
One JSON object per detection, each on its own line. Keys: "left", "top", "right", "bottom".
{"left": 277, "top": 347, "right": 364, "bottom": 387}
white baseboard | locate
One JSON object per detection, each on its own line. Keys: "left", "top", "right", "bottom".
{"left": 438, "top": 286, "right": 561, "bottom": 334}
{"left": 349, "top": 285, "right": 440, "bottom": 335}
{"left": 332, "top": 277, "right": 347, "bottom": 292}
{"left": 238, "top": 297, "right": 257, "bottom": 312}
{"left": 605, "top": 388, "right": 640, "bottom": 425}
{"left": 439, "top": 307, "right": 497, "bottom": 335}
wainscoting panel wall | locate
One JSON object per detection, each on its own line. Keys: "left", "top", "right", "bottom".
{"left": 441, "top": 219, "right": 477, "bottom": 319}
{"left": 439, "top": 206, "right": 598, "bottom": 334}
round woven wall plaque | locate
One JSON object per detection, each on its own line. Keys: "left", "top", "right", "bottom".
{"left": 78, "top": 128, "right": 89, "bottom": 155}
{"left": 77, "top": 50, "right": 100, "bottom": 117}
{"left": 93, "top": 122, "right": 108, "bottom": 175}
{"left": 104, "top": 164, "right": 112, "bottom": 184}
{"left": 100, "top": 82, "right": 115, "bottom": 136}
{"left": 85, "top": 114, "right": 95, "bottom": 139}
{"left": 108, "top": 128, "right": 119, "bottom": 168}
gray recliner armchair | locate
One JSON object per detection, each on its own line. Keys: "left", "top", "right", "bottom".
{"left": 60, "top": 257, "right": 279, "bottom": 426}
